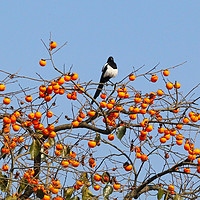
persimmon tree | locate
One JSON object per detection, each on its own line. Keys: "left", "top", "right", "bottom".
{"left": 0, "top": 38, "right": 200, "bottom": 200}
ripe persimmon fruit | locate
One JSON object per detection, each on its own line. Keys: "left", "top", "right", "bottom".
{"left": 39, "top": 59, "right": 46, "bottom": 66}
{"left": 151, "top": 75, "right": 158, "bottom": 83}
{"left": 129, "top": 74, "right": 136, "bottom": 81}
{"left": 163, "top": 69, "right": 169, "bottom": 76}
{"left": 50, "top": 41, "right": 57, "bottom": 49}
{"left": 88, "top": 141, "right": 96, "bottom": 148}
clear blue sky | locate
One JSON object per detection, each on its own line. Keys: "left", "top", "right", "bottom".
{"left": 1, "top": 1, "right": 200, "bottom": 199}
{"left": 1, "top": 1, "right": 200, "bottom": 92}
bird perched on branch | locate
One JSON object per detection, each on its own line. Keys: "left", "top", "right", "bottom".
{"left": 91, "top": 56, "right": 118, "bottom": 104}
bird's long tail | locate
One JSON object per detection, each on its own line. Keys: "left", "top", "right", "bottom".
{"left": 91, "top": 82, "right": 104, "bottom": 104}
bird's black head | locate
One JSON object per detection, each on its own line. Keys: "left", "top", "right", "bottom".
{"left": 107, "top": 56, "right": 114, "bottom": 62}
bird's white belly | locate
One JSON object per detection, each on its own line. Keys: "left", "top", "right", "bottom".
{"left": 103, "top": 65, "right": 118, "bottom": 78}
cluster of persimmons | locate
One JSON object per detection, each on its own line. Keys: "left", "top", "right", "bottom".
{"left": 0, "top": 39, "right": 199, "bottom": 199}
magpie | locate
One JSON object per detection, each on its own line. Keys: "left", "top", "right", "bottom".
{"left": 91, "top": 56, "right": 118, "bottom": 104}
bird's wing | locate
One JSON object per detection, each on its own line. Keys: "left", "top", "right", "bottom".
{"left": 102, "top": 63, "right": 108, "bottom": 73}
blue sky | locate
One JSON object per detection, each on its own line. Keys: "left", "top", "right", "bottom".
{"left": 1, "top": 1, "right": 200, "bottom": 199}
{"left": 1, "top": 1, "right": 200, "bottom": 92}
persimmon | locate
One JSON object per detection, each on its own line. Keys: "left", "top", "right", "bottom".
{"left": 164, "top": 134, "right": 170, "bottom": 140}
{"left": 0, "top": 84, "right": 5, "bottom": 91}
{"left": 109, "top": 99, "right": 115, "bottom": 104}
{"left": 191, "top": 115, "right": 198, "bottom": 122}
{"left": 136, "top": 153, "right": 142, "bottom": 158}
{"left": 42, "top": 128, "right": 49, "bottom": 136}
{"left": 107, "top": 103, "right": 114, "bottom": 109}
{"left": 67, "top": 93, "right": 72, "bottom": 99}
{"left": 170, "top": 129, "right": 177, "bottom": 136}
{"left": 134, "top": 97, "right": 142, "bottom": 103}
{"left": 12, "top": 124, "right": 20, "bottom": 132}
{"left": 135, "top": 147, "right": 141, "bottom": 153}
{"left": 173, "top": 108, "right": 179, "bottom": 113}
{"left": 56, "top": 144, "right": 63, "bottom": 150}
{"left": 151, "top": 75, "right": 158, "bottom": 83}
{"left": 160, "top": 137, "right": 167, "bottom": 143}
{"left": 55, "top": 150, "right": 61, "bottom": 156}
{"left": 183, "top": 117, "right": 190, "bottom": 123}
{"left": 39, "top": 59, "right": 46, "bottom": 66}
{"left": 118, "top": 92, "right": 126, "bottom": 98}
{"left": 94, "top": 184, "right": 100, "bottom": 190}
{"left": 141, "top": 154, "right": 148, "bottom": 162}
{"left": 77, "top": 180, "right": 84, "bottom": 187}
{"left": 157, "top": 89, "right": 164, "bottom": 96}
{"left": 184, "top": 168, "right": 190, "bottom": 173}
{"left": 129, "top": 74, "right": 136, "bottom": 81}
{"left": 188, "top": 154, "right": 196, "bottom": 161}
{"left": 14, "top": 111, "right": 20, "bottom": 118}
{"left": 140, "top": 109, "right": 146, "bottom": 114}
{"left": 51, "top": 187, "right": 59, "bottom": 194}
{"left": 168, "top": 185, "right": 174, "bottom": 191}
{"left": 64, "top": 75, "right": 71, "bottom": 81}
{"left": 149, "top": 92, "right": 156, "bottom": 99}
{"left": 163, "top": 69, "right": 169, "bottom": 76}
{"left": 57, "top": 77, "right": 65, "bottom": 85}
{"left": 146, "top": 125, "right": 153, "bottom": 132}
{"left": 166, "top": 82, "right": 174, "bottom": 90}
{"left": 2, "top": 164, "right": 9, "bottom": 171}
{"left": 108, "top": 134, "right": 115, "bottom": 141}
{"left": 198, "top": 158, "right": 200, "bottom": 165}
{"left": 3, "top": 116, "right": 11, "bottom": 124}
{"left": 141, "top": 129, "right": 147, "bottom": 136}
{"left": 3, "top": 97, "right": 11, "bottom": 105}
{"left": 69, "top": 151, "right": 76, "bottom": 158}
{"left": 47, "top": 111, "right": 53, "bottom": 118}
{"left": 72, "top": 120, "right": 79, "bottom": 127}
{"left": 44, "top": 95, "right": 52, "bottom": 102}
{"left": 79, "top": 112, "right": 86, "bottom": 119}
{"left": 158, "top": 127, "right": 164, "bottom": 134}
{"left": 184, "top": 143, "right": 190, "bottom": 151}
{"left": 18, "top": 136, "right": 24, "bottom": 143}
{"left": 43, "top": 195, "right": 50, "bottom": 200}
{"left": 115, "top": 106, "right": 123, "bottom": 111}
{"left": 94, "top": 174, "right": 101, "bottom": 182}
{"left": 88, "top": 141, "right": 96, "bottom": 148}
{"left": 50, "top": 41, "right": 57, "bottom": 49}
{"left": 174, "top": 82, "right": 181, "bottom": 89}
{"left": 113, "top": 183, "right": 121, "bottom": 190}
{"left": 77, "top": 116, "right": 83, "bottom": 122}
{"left": 129, "top": 114, "right": 137, "bottom": 120}
{"left": 61, "top": 160, "right": 69, "bottom": 168}
{"left": 176, "top": 124, "right": 183, "bottom": 129}
{"left": 47, "top": 124, "right": 55, "bottom": 131}
{"left": 59, "top": 88, "right": 65, "bottom": 95}
{"left": 176, "top": 140, "right": 183, "bottom": 145}
{"left": 71, "top": 73, "right": 78, "bottom": 80}
{"left": 28, "top": 113, "right": 35, "bottom": 119}
{"left": 49, "top": 131, "right": 56, "bottom": 138}
{"left": 25, "top": 95, "right": 32, "bottom": 102}
{"left": 88, "top": 110, "right": 96, "bottom": 117}
{"left": 35, "top": 112, "right": 42, "bottom": 119}
{"left": 72, "top": 160, "right": 79, "bottom": 167}
{"left": 39, "top": 85, "right": 46, "bottom": 92}
{"left": 139, "top": 135, "right": 146, "bottom": 141}
{"left": 141, "top": 103, "right": 148, "bottom": 109}
{"left": 124, "top": 164, "right": 132, "bottom": 171}
{"left": 193, "top": 149, "right": 200, "bottom": 155}
{"left": 140, "top": 119, "right": 149, "bottom": 127}
{"left": 43, "top": 142, "right": 50, "bottom": 149}
{"left": 100, "top": 93, "right": 106, "bottom": 99}
{"left": 46, "top": 86, "right": 53, "bottom": 94}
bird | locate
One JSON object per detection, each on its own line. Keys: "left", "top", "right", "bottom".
{"left": 91, "top": 56, "right": 118, "bottom": 104}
